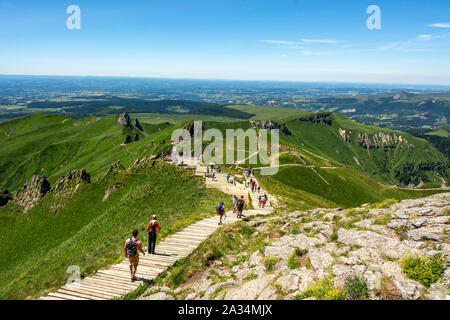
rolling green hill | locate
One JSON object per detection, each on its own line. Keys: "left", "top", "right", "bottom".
{"left": 278, "top": 113, "right": 449, "bottom": 186}
{"left": 0, "top": 110, "right": 448, "bottom": 300}
{"left": 0, "top": 113, "right": 176, "bottom": 192}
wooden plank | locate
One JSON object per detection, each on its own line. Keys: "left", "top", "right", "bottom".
{"left": 40, "top": 296, "right": 67, "bottom": 300}
{"left": 95, "top": 271, "right": 141, "bottom": 283}
{"left": 170, "top": 233, "right": 208, "bottom": 240}
{"left": 83, "top": 277, "right": 137, "bottom": 291}
{"left": 48, "top": 292, "right": 89, "bottom": 301}
{"left": 65, "top": 284, "right": 121, "bottom": 298}
{"left": 73, "top": 282, "right": 127, "bottom": 295}
{"left": 80, "top": 280, "right": 133, "bottom": 295}
{"left": 87, "top": 273, "right": 139, "bottom": 290}
{"left": 58, "top": 288, "right": 104, "bottom": 300}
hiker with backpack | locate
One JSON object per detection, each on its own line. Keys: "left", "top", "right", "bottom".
{"left": 146, "top": 215, "right": 161, "bottom": 255}
{"left": 232, "top": 195, "right": 238, "bottom": 213}
{"left": 216, "top": 201, "right": 225, "bottom": 225}
{"left": 124, "top": 229, "right": 145, "bottom": 282}
{"left": 226, "top": 173, "right": 230, "bottom": 183}
{"left": 236, "top": 195, "right": 245, "bottom": 219}
{"left": 261, "top": 194, "right": 268, "bottom": 208}
{"left": 251, "top": 180, "right": 256, "bottom": 193}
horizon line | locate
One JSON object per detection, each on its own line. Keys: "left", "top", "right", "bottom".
{"left": 1, "top": 73, "right": 450, "bottom": 88}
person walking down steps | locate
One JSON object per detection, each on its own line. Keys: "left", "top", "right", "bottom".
{"left": 261, "top": 193, "right": 268, "bottom": 208}
{"left": 216, "top": 201, "right": 225, "bottom": 225}
{"left": 147, "top": 215, "right": 161, "bottom": 255}
{"left": 236, "top": 195, "right": 245, "bottom": 219}
{"left": 124, "top": 229, "right": 145, "bottom": 282}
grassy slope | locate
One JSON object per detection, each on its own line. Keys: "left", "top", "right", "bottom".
{"left": 0, "top": 113, "right": 175, "bottom": 192}
{"left": 0, "top": 164, "right": 229, "bottom": 300}
{"left": 134, "top": 105, "right": 311, "bottom": 124}
{"left": 281, "top": 114, "right": 448, "bottom": 184}
{"left": 257, "top": 166, "right": 444, "bottom": 210}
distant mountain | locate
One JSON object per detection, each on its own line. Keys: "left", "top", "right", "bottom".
{"left": 0, "top": 97, "right": 255, "bottom": 121}
{"left": 303, "top": 92, "right": 450, "bottom": 130}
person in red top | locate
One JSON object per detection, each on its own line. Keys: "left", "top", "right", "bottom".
{"left": 146, "top": 215, "right": 161, "bottom": 255}
{"left": 124, "top": 229, "right": 145, "bottom": 282}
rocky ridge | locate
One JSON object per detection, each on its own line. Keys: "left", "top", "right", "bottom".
{"left": 140, "top": 193, "right": 449, "bottom": 300}
{"left": 14, "top": 175, "right": 50, "bottom": 212}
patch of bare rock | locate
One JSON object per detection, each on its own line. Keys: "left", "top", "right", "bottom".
{"left": 140, "top": 193, "right": 449, "bottom": 300}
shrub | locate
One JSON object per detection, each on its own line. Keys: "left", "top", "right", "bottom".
{"left": 374, "top": 276, "right": 402, "bottom": 300}
{"left": 264, "top": 256, "right": 278, "bottom": 272}
{"left": 330, "top": 233, "right": 338, "bottom": 242}
{"left": 373, "top": 213, "right": 393, "bottom": 225}
{"left": 369, "top": 199, "right": 398, "bottom": 209}
{"left": 400, "top": 253, "right": 445, "bottom": 288}
{"left": 287, "top": 252, "right": 300, "bottom": 269}
{"left": 344, "top": 275, "right": 370, "bottom": 300}
{"left": 294, "top": 247, "right": 308, "bottom": 256}
{"left": 295, "top": 274, "right": 345, "bottom": 300}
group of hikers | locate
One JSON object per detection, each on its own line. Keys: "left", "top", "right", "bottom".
{"left": 205, "top": 165, "right": 222, "bottom": 181}
{"left": 216, "top": 194, "right": 246, "bottom": 225}
{"left": 123, "top": 167, "right": 270, "bottom": 282}
{"left": 124, "top": 215, "right": 161, "bottom": 282}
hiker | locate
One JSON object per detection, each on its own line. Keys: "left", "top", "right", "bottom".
{"left": 211, "top": 171, "right": 216, "bottom": 181}
{"left": 236, "top": 195, "right": 245, "bottom": 218}
{"left": 232, "top": 195, "right": 238, "bottom": 213}
{"left": 216, "top": 201, "right": 225, "bottom": 225}
{"left": 251, "top": 180, "right": 256, "bottom": 193}
{"left": 261, "top": 194, "right": 268, "bottom": 208}
{"left": 258, "top": 195, "right": 262, "bottom": 208}
{"left": 226, "top": 173, "right": 230, "bottom": 183}
{"left": 146, "top": 215, "right": 161, "bottom": 255}
{"left": 124, "top": 229, "right": 145, "bottom": 282}
{"left": 257, "top": 185, "right": 261, "bottom": 193}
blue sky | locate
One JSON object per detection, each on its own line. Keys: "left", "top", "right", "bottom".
{"left": 1, "top": 0, "right": 450, "bottom": 85}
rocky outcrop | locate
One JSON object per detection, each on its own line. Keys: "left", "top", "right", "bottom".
{"left": 134, "top": 118, "right": 143, "bottom": 132}
{"left": 358, "top": 132, "right": 415, "bottom": 149}
{"left": 52, "top": 169, "right": 91, "bottom": 193}
{"left": 0, "top": 190, "right": 13, "bottom": 206}
{"left": 105, "top": 161, "right": 125, "bottom": 177}
{"left": 14, "top": 175, "right": 50, "bottom": 212}
{"left": 122, "top": 135, "right": 132, "bottom": 145}
{"left": 51, "top": 169, "right": 91, "bottom": 212}
{"left": 295, "top": 112, "right": 333, "bottom": 126}
{"left": 117, "top": 113, "right": 132, "bottom": 128}
{"left": 131, "top": 156, "right": 158, "bottom": 169}
{"left": 339, "top": 128, "right": 352, "bottom": 143}
{"left": 102, "top": 183, "right": 123, "bottom": 202}
{"left": 142, "top": 193, "right": 449, "bottom": 301}
{"left": 250, "top": 120, "right": 292, "bottom": 135}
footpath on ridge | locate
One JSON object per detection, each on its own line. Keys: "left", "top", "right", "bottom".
{"left": 39, "top": 150, "right": 274, "bottom": 300}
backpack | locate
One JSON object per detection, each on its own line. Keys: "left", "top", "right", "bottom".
{"left": 149, "top": 221, "right": 157, "bottom": 236}
{"left": 216, "top": 204, "right": 224, "bottom": 215}
{"left": 126, "top": 238, "right": 137, "bottom": 256}
{"left": 237, "top": 199, "right": 244, "bottom": 210}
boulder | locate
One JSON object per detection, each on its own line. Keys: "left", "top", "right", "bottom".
{"left": 134, "top": 118, "right": 143, "bottom": 131}
{"left": 139, "top": 292, "right": 175, "bottom": 300}
{"left": 14, "top": 175, "right": 50, "bottom": 212}
{"left": 117, "top": 113, "right": 132, "bottom": 128}
{"left": 102, "top": 183, "right": 123, "bottom": 202}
